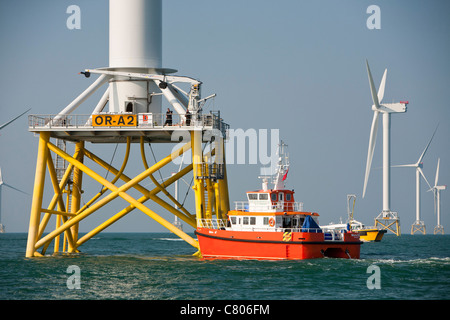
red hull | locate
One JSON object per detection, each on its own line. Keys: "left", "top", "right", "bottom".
{"left": 195, "top": 228, "right": 362, "bottom": 260}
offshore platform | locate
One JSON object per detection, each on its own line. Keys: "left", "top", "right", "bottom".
{"left": 25, "top": 0, "right": 229, "bottom": 257}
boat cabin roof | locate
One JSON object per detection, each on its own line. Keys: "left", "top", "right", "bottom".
{"left": 228, "top": 210, "right": 319, "bottom": 217}
{"left": 232, "top": 187, "right": 311, "bottom": 214}
{"left": 246, "top": 189, "right": 295, "bottom": 196}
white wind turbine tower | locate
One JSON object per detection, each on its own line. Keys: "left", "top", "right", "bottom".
{"left": 0, "top": 167, "right": 29, "bottom": 233}
{"left": 392, "top": 126, "right": 437, "bottom": 234}
{"left": 362, "top": 60, "right": 408, "bottom": 236}
{"left": 430, "top": 158, "right": 446, "bottom": 234}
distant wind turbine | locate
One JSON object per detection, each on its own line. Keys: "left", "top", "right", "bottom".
{"left": 0, "top": 108, "right": 31, "bottom": 131}
{"left": 430, "top": 158, "right": 446, "bottom": 234}
{"left": 362, "top": 60, "right": 408, "bottom": 235}
{"left": 0, "top": 167, "right": 30, "bottom": 233}
{"left": 392, "top": 125, "right": 438, "bottom": 234}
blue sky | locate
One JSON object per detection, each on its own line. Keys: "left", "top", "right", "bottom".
{"left": 0, "top": 0, "right": 449, "bottom": 235}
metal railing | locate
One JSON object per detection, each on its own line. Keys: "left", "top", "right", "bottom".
{"left": 28, "top": 114, "right": 91, "bottom": 129}
{"left": 196, "top": 218, "right": 344, "bottom": 240}
{"left": 28, "top": 111, "right": 230, "bottom": 137}
{"left": 234, "top": 201, "right": 304, "bottom": 212}
{"left": 195, "top": 162, "right": 225, "bottom": 180}
{"left": 197, "top": 218, "right": 227, "bottom": 229}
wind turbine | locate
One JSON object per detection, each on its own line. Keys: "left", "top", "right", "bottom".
{"left": 0, "top": 108, "right": 32, "bottom": 232}
{"left": 392, "top": 126, "right": 437, "bottom": 234}
{"left": 0, "top": 108, "right": 31, "bottom": 131}
{"left": 430, "top": 158, "right": 446, "bottom": 234}
{"left": 0, "top": 167, "right": 29, "bottom": 233}
{"left": 362, "top": 60, "right": 408, "bottom": 236}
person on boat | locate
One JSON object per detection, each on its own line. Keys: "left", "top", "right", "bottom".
{"left": 185, "top": 109, "right": 191, "bottom": 126}
{"left": 165, "top": 108, "right": 173, "bottom": 126}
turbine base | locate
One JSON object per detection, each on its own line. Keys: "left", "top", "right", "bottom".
{"left": 411, "top": 220, "right": 426, "bottom": 235}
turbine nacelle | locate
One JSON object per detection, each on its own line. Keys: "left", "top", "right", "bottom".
{"left": 371, "top": 102, "right": 407, "bottom": 113}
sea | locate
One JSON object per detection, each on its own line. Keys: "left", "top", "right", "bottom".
{"left": 1, "top": 232, "right": 449, "bottom": 313}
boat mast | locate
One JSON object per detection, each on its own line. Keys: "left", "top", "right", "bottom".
{"left": 273, "top": 141, "right": 289, "bottom": 190}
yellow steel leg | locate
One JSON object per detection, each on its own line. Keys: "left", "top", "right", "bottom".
{"left": 218, "top": 147, "right": 230, "bottom": 219}
{"left": 77, "top": 137, "right": 131, "bottom": 215}
{"left": 26, "top": 132, "right": 50, "bottom": 257}
{"left": 86, "top": 145, "right": 196, "bottom": 226}
{"left": 70, "top": 141, "right": 84, "bottom": 249}
{"left": 204, "top": 164, "right": 214, "bottom": 219}
{"left": 213, "top": 180, "right": 221, "bottom": 220}
{"left": 54, "top": 215, "right": 61, "bottom": 254}
{"left": 41, "top": 153, "right": 76, "bottom": 255}
{"left": 213, "top": 134, "right": 229, "bottom": 220}
{"left": 35, "top": 140, "right": 198, "bottom": 251}
{"left": 36, "top": 151, "right": 77, "bottom": 240}
{"left": 140, "top": 138, "right": 194, "bottom": 220}
{"left": 191, "top": 130, "right": 205, "bottom": 223}
{"left": 75, "top": 163, "right": 194, "bottom": 247}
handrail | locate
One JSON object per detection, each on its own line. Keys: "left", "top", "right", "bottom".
{"left": 28, "top": 111, "right": 229, "bottom": 136}
{"left": 197, "top": 218, "right": 345, "bottom": 240}
{"left": 234, "top": 201, "right": 304, "bottom": 212}
{"left": 197, "top": 218, "right": 228, "bottom": 229}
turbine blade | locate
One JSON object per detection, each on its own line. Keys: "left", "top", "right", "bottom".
{"left": 366, "top": 60, "right": 380, "bottom": 108}
{"left": 418, "top": 167, "right": 432, "bottom": 190}
{"left": 391, "top": 164, "right": 416, "bottom": 168}
{"left": 363, "top": 110, "right": 380, "bottom": 198}
{"left": 417, "top": 124, "right": 439, "bottom": 164}
{"left": 4, "top": 183, "right": 29, "bottom": 195}
{"left": 377, "top": 69, "right": 387, "bottom": 102}
{"left": 0, "top": 108, "right": 31, "bottom": 130}
{"left": 435, "top": 158, "right": 440, "bottom": 187}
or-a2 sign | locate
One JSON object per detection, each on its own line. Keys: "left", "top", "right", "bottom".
{"left": 92, "top": 114, "right": 137, "bottom": 127}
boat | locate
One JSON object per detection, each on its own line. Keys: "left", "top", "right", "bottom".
{"left": 194, "top": 141, "right": 362, "bottom": 260}
{"left": 353, "top": 226, "right": 386, "bottom": 242}
{"left": 321, "top": 195, "right": 386, "bottom": 242}
{"left": 322, "top": 220, "right": 386, "bottom": 242}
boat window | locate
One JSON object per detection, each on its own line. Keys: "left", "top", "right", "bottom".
{"left": 230, "top": 217, "right": 236, "bottom": 225}
{"left": 259, "top": 193, "right": 268, "bottom": 200}
{"left": 271, "top": 193, "right": 277, "bottom": 201}
{"left": 283, "top": 217, "right": 291, "bottom": 228}
{"left": 263, "top": 217, "right": 269, "bottom": 225}
{"left": 243, "top": 217, "right": 249, "bottom": 225}
{"left": 286, "top": 193, "right": 291, "bottom": 201}
{"left": 248, "top": 193, "right": 258, "bottom": 200}
{"left": 279, "top": 193, "right": 284, "bottom": 201}
{"left": 250, "top": 217, "right": 256, "bottom": 225}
